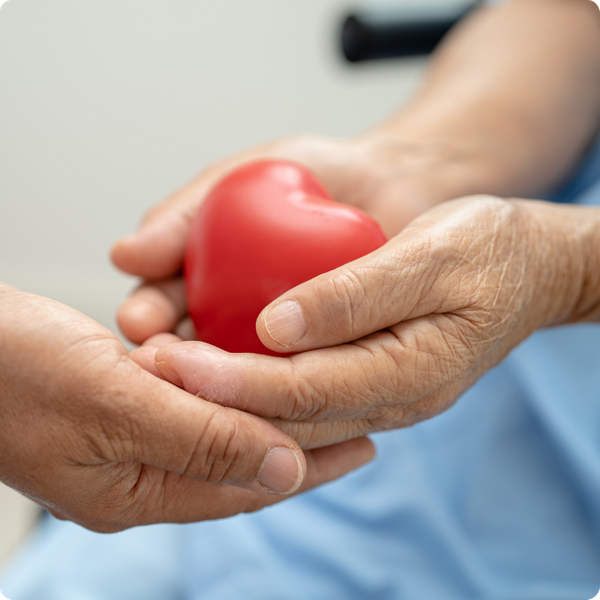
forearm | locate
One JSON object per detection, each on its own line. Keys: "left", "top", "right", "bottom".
{"left": 370, "top": 0, "right": 600, "bottom": 199}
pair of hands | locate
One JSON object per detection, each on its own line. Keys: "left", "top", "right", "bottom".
{"left": 115, "top": 134, "right": 592, "bottom": 454}
{"left": 1, "top": 132, "right": 592, "bottom": 533}
{"left": 4, "top": 0, "right": 599, "bottom": 534}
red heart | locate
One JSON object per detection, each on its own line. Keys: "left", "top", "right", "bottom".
{"left": 184, "top": 159, "right": 387, "bottom": 355}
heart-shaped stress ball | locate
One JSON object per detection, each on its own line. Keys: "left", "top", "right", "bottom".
{"left": 184, "top": 160, "right": 387, "bottom": 355}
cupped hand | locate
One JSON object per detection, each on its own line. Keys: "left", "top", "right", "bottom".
{"left": 112, "top": 133, "right": 493, "bottom": 345}
{"left": 148, "top": 196, "right": 590, "bottom": 448}
{"left": 0, "top": 286, "right": 374, "bottom": 532}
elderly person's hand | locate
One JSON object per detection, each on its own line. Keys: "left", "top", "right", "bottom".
{"left": 145, "top": 197, "right": 600, "bottom": 447}
{"left": 110, "top": 132, "right": 505, "bottom": 345}
{"left": 111, "top": 0, "right": 600, "bottom": 448}
{"left": 0, "top": 284, "right": 373, "bottom": 532}
{"left": 110, "top": 0, "right": 600, "bottom": 348}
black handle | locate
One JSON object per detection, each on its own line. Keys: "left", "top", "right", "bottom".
{"left": 341, "top": 2, "right": 481, "bottom": 62}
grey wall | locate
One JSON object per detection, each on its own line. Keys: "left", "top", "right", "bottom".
{"left": 0, "top": 0, "right": 439, "bottom": 340}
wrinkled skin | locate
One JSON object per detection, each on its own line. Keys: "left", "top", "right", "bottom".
{"left": 136, "top": 196, "right": 598, "bottom": 448}
{"left": 111, "top": 0, "right": 600, "bottom": 456}
{"left": 113, "top": 133, "right": 600, "bottom": 450}
{"left": 0, "top": 285, "right": 374, "bottom": 532}
{"left": 4, "top": 0, "right": 600, "bottom": 534}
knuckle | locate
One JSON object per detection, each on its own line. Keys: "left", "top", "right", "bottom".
{"left": 285, "top": 358, "right": 349, "bottom": 422}
{"left": 470, "top": 194, "right": 511, "bottom": 213}
{"left": 85, "top": 401, "right": 142, "bottom": 463}
{"left": 326, "top": 268, "right": 371, "bottom": 337}
{"left": 186, "top": 410, "right": 242, "bottom": 484}
{"left": 286, "top": 375, "right": 325, "bottom": 421}
{"left": 278, "top": 360, "right": 326, "bottom": 421}
{"left": 375, "top": 326, "right": 453, "bottom": 401}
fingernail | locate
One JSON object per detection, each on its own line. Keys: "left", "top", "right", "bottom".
{"left": 264, "top": 300, "right": 307, "bottom": 347}
{"left": 257, "top": 447, "right": 303, "bottom": 494}
{"left": 155, "top": 360, "right": 184, "bottom": 388}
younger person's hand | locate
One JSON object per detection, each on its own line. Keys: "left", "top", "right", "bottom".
{"left": 0, "top": 285, "right": 374, "bottom": 532}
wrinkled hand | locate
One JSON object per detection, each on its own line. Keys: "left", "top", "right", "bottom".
{"left": 0, "top": 286, "right": 374, "bottom": 532}
{"left": 146, "top": 197, "right": 593, "bottom": 448}
{"left": 112, "top": 133, "right": 492, "bottom": 344}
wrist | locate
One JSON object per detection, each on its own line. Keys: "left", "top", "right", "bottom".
{"left": 515, "top": 200, "right": 600, "bottom": 328}
{"left": 351, "top": 124, "right": 517, "bottom": 212}
{"left": 371, "top": 96, "right": 574, "bottom": 201}
{"left": 560, "top": 206, "right": 600, "bottom": 324}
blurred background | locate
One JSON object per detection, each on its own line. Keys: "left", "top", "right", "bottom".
{"left": 0, "top": 0, "right": 464, "bottom": 570}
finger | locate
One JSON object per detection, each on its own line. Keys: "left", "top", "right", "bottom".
{"left": 129, "top": 346, "right": 166, "bottom": 379}
{"left": 127, "top": 437, "right": 375, "bottom": 526}
{"left": 299, "top": 438, "right": 376, "bottom": 487}
{"left": 109, "top": 362, "right": 315, "bottom": 496}
{"left": 110, "top": 159, "right": 251, "bottom": 280}
{"left": 139, "top": 343, "right": 381, "bottom": 448}
{"left": 267, "top": 418, "right": 379, "bottom": 449}
{"left": 268, "top": 373, "right": 466, "bottom": 448}
{"left": 254, "top": 241, "right": 427, "bottom": 353}
{"left": 142, "top": 333, "right": 183, "bottom": 347}
{"left": 154, "top": 314, "right": 476, "bottom": 424}
{"left": 111, "top": 214, "right": 190, "bottom": 279}
{"left": 129, "top": 332, "right": 185, "bottom": 376}
{"left": 110, "top": 135, "right": 354, "bottom": 281}
{"left": 255, "top": 198, "right": 487, "bottom": 354}
{"left": 116, "top": 278, "right": 187, "bottom": 344}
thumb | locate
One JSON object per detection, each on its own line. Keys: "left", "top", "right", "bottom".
{"left": 256, "top": 233, "right": 454, "bottom": 353}
{"left": 116, "top": 364, "right": 308, "bottom": 495}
